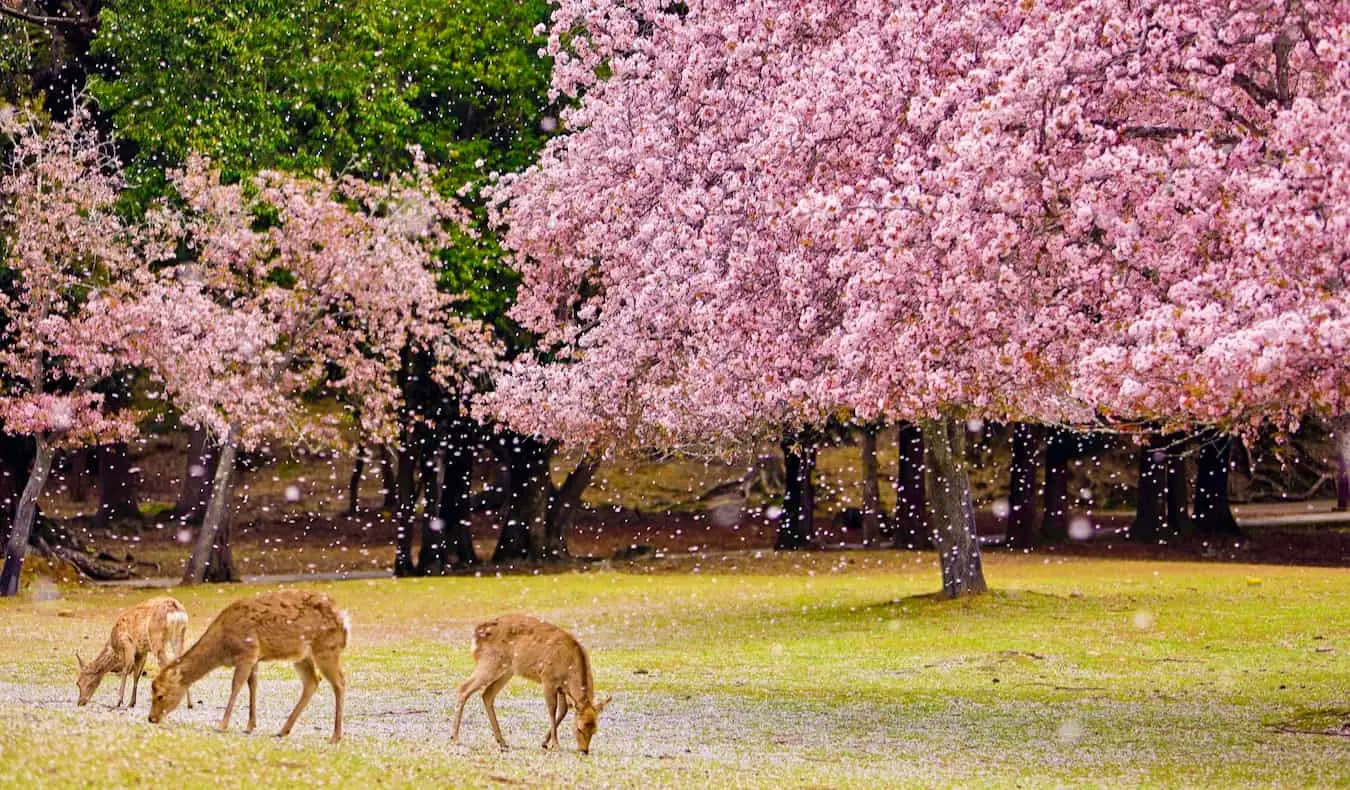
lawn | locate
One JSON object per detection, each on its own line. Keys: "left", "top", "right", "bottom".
{"left": 0, "top": 553, "right": 1345, "bottom": 788}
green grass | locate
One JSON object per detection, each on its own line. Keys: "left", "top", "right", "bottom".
{"left": 0, "top": 554, "right": 1346, "bottom": 788}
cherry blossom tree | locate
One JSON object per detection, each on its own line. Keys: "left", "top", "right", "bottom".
{"left": 140, "top": 155, "right": 498, "bottom": 585}
{"left": 0, "top": 109, "right": 174, "bottom": 596}
{"left": 487, "top": 0, "right": 1347, "bottom": 596}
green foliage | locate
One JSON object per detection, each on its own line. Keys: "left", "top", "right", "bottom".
{"left": 89, "top": 0, "right": 555, "bottom": 344}
{"left": 89, "top": 0, "right": 552, "bottom": 180}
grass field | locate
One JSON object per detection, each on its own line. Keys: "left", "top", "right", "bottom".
{"left": 0, "top": 553, "right": 1346, "bottom": 788}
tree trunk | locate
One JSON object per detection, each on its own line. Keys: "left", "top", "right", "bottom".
{"left": 1131, "top": 435, "right": 1169, "bottom": 544}
{"left": 1332, "top": 417, "right": 1350, "bottom": 512}
{"left": 203, "top": 517, "right": 239, "bottom": 583}
{"left": 919, "top": 416, "right": 987, "bottom": 598}
{"left": 492, "top": 434, "right": 552, "bottom": 563}
{"left": 1193, "top": 434, "right": 1242, "bottom": 535}
{"left": 776, "top": 435, "right": 816, "bottom": 550}
{"left": 1006, "top": 423, "right": 1042, "bottom": 548}
{"left": 345, "top": 449, "right": 365, "bottom": 517}
{"left": 859, "top": 426, "right": 883, "bottom": 547}
{"left": 543, "top": 453, "right": 601, "bottom": 561}
{"left": 393, "top": 429, "right": 421, "bottom": 577}
{"left": 1165, "top": 437, "right": 1192, "bottom": 535}
{"left": 175, "top": 425, "right": 217, "bottom": 524}
{"left": 1041, "top": 429, "right": 1071, "bottom": 543}
{"left": 893, "top": 421, "right": 927, "bottom": 549}
{"left": 0, "top": 437, "right": 54, "bottom": 597}
{"left": 182, "top": 429, "right": 239, "bottom": 585}
{"left": 379, "top": 446, "right": 398, "bottom": 511}
{"left": 419, "top": 416, "right": 479, "bottom": 575}
{"left": 95, "top": 442, "right": 142, "bottom": 528}
{"left": 69, "top": 449, "right": 91, "bottom": 503}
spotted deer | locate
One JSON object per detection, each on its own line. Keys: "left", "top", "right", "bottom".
{"left": 148, "top": 589, "right": 349, "bottom": 743}
{"left": 450, "top": 614, "right": 611, "bottom": 754}
{"left": 77, "top": 595, "right": 192, "bottom": 709}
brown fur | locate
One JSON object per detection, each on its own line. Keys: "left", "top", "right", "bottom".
{"left": 76, "top": 596, "right": 191, "bottom": 709}
{"left": 450, "top": 614, "right": 610, "bottom": 754}
{"left": 148, "top": 589, "right": 350, "bottom": 743}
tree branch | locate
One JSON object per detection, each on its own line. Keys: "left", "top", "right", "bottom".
{"left": 0, "top": 2, "right": 94, "bottom": 27}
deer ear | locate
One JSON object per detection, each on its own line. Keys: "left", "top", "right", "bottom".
{"left": 595, "top": 695, "right": 612, "bottom": 714}
{"left": 75, "top": 652, "right": 85, "bottom": 671}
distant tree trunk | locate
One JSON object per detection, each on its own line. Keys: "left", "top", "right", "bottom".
{"left": 859, "top": 426, "right": 883, "bottom": 546}
{"left": 0, "top": 436, "right": 54, "bottom": 597}
{"left": 419, "top": 413, "right": 479, "bottom": 575}
{"left": 183, "top": 428, "right": 239, "bottom": 585}
{"left": 893, "top": 421, "right": 927, "bottom": 549}
{"left": 393, "top": 434, "right": 420, "bottom": 577}
{"left": 175, "top": 426, "right": 217, "bottom": 524}
{"left": 1006, "top": 423, "right": 1042, "bottom": 547}
{"left": 776, "top": 435, "right": 816, "bottom": 550}
{"left": 95, "top": 442, "right": 142, "bottom": 527}
{"left": 1333, "top": 417, "right": 1350, "bottom": 512}
{"left": 345, "top": 449, "right": 365, "bottom": 517}
{"left": 1165, "top": 436, "right": 1192, "bottom": 535}
{"left": 1193, "top": 434, "right": 1242, "bottom": 535}
{"left": 69, "top": 449, "right": 91, "bottom": 502}
{"left": 379, "top": 446, "right": 398, "bottom": 511}
{"left": 1131, "top": 435, "right": 1169, "bottom": 544}
{"left": 543, "top": 453, "right": 601, "bottom": 561}
{"left": 1041, "top": 429, "right": 1071, "bottom": 542}
{"left": 493, "top": 434, "right": 552, "bottom": 563}
{"left": 920, "top": 415, "right": 987, "bottom": 598}
{"left": 203, "top": 517, "right": 239, "bottom": 583}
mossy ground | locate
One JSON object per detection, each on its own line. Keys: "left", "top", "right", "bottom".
{"left": 0, "top": 554, "right": 1346, "bottom": 788}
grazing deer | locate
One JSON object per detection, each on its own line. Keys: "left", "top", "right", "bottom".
{"left": 148, "top": 589, "right": 350, "bottom": 743}
{"left": 450, "top": 614, "right": 611, "bottom": 754}
{"left": 77, "top": 596, "right": 192, "bottom": 710}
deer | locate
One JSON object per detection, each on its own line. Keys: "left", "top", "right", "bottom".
{"left": 450, "top": 614, "right": 611, "bottom": 754}
{"left": 77, "top": 595, "right": 193, "bottom": 710}
{"left": 148, "top": 589, "right": 350, "bottom": 743}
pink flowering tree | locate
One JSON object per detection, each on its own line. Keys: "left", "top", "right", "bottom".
{"left": 143, "top": 156, "right": 497, "bottom": 585}
{"left": 488, "top": 0, "right": 1347, "bottom": 595}
{"left": 0, "top": 110, "right": 175, "bottom": 596}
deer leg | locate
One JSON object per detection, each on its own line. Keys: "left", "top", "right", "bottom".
{"left": 116, "top": 670, "right": 129, "bottom": 708}
{"left": 244, "top": 666, "right": 258, "bottom": 733}
{"left": 542, "top": 688, "right": 558, "bottom": 749}
{"left": 220, "top": 660, "right": 255, "bottom": 733}
{"left": 128, "top": 653, "right": 148, "bottom": 709}
{"left": 451, "top": 664, "right": 503, "bottom": 743}
{"left": 313, "top": 651, "right": 346, "bottom": 743}
{"left": 550, "top": 690, "right": 569, "bottom": 749}
{"left": 278, "top": 658, "right": 319, "bottom": 738}
{"left": 482, "top": 674, "right": 512, "bottom": 751}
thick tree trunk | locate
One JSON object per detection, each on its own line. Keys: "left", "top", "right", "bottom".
{"left": 203, "top": 517, "right": 239, "bottom": 583}
{"left": 419, "top": 417, "right": 479, "bottom": 575}
{"left": 1041, "top": 429, "right": 1071, "bottom": 543}
{"left": 1165, "top": 437, "right": 1192, "bottom": 535}
{"left": 893, "top": 422, "right": 927, "bottom": 549}
{"left": 1332, "top": 417, "right": 1350, "bottom": 512}
{"left": 175, "top": 426, "right": 217, "bottom": 524}
{"left": 1131, "top": 435, "right": 1169, "bottom": 544}
{"left": 346, "top": 449, "right": 365, "bottom": 517}
{"left": 95, "top": 442, "right": 142, "bottom": 527}
{"left": 776, "top": 436, "right": 816, "bottom": 550}
{"left": 0, "top": 437, "right": 54, "bottom": 597}
{"left": 393, "top": 429, "right": 421, "bottom": 577}
{"left": 543, "top": 453, "right": 601, "bottom": 561}
{"left": 492, "top": 435, "right": 552, "bottom": 563}
{"left": 859, "top": 426, "right": 883, "bottom": 546}
{"left": 379, "top": 447, "right": 398, "bottom": 511}
{"left": 69, "top": 449, "right": 91, "bottom": 502}
{"left": 1006, "top": 423, "right": 1042, "bottom": 548}
{"left": 183, "top": 429, "right": 239, "bottom": 585}
{"left": 1193, "top": 434, "right": 1242, "bottom": 535}
{"left": 919, "top": 416, "right": 987, "bottom": 598}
